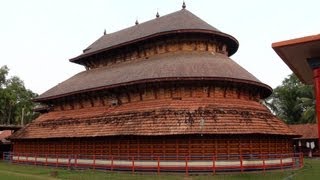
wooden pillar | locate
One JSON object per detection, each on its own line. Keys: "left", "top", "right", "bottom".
{"left": 93, "top": 140, "right": 96, "bottom": 155}
{"left": 227, "top": 139, "right": 230, "bottom": 159}
{"left": 85, "top": 139, "right": 88, "bottom": 155}
{"left": 72, "top": 140, "right": 74, "bottom": 155}
{"left": 275, "top": 138, "right": 278, "bottom": 154}
{"left": 188, "top": 136, "right": 191, "bottom": 157}
{"left": 176, "top": 138, "right": 179, "bottom": 160}
{"left": 117, "top": 139, "right": 120, "bottom": 157}
{"left": 239, "top": 136, "right": 242, "bottom": 156}
{"left": 249, "top": 139, "right": 252, "bottom": 154}
{"left": 201, "top": 138, "right": 204, "bottom": 157}
{"left": 108, "top": 139, "right": 111, "bottom": 156}
{"left": 151, "top": 137, "right": 154, "bottom": 157}
{"left": 268, "top": 137, "right": 271, "bottom": 154}
{"left": 127, "top": 139, "right": 129, "bottom": 157}
{"left": 214, "top": 138, "right": 217, "bottom": 156}
{"left": 137, "top": 138, "right": 140, "bottom": 157}
{"left": 54, "top": 142, "right": 56, "bottom": 155}
{"left": 259, "top": 138, "right": 262, "bottom": 155}
{"left": 162, "top": 139, "right": 165, "bottom": 158}
{"left": 307, "top": 58, "right": 320, "bottom": 150}
{"left": 311, "top": 67, "right": 320, "bottom": 149}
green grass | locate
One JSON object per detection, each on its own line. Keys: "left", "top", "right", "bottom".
{"left": 0, "top": 159, "right": 319, "bottom": 180}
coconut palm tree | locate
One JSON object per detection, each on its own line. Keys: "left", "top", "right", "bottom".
{"left": 264, "top": 74, "right": 315, "bottom": 124}
{"left": 298, "top": 85, "right": 315, "bottom": 123}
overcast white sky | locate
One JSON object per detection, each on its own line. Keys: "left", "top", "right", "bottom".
{"left": 1, "top": 0, "right": 319, "bottom": 95}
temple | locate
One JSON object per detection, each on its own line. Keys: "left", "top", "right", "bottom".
{"left": 9, "top": 7, "right": 301, "bottom": 172}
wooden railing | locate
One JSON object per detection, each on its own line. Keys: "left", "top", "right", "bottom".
{"left": 3, "top": 152, "right": 303, "bottom": 175}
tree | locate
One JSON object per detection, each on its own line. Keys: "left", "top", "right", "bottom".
{"left": 298, "top": 85, "right": 315, "bottom": 123}
{"left": 265, "top": 74, "right": 315, "bottom": 124}
{"left": 0, "top": 65, "right": 38, "bottom": 125}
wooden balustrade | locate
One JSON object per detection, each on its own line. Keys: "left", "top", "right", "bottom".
{"left": 3, "top": 152, "right": 303, "bottom": 174}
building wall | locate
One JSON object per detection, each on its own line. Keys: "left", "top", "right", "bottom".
{"left": 52, "top": 83, "right": 260, "bottom": 112}
{"left": 292, "top": 138, "right": 319, "bottom": 156}
{"left": 13, "top": 135, "right": 292, "bottom": 157}
{"left": 84, "top": 34, "right": 228, "bottom": 70}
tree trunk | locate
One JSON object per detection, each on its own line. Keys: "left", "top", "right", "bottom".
{"left": 7, "top": 105, "right": 12, "bottom": 124}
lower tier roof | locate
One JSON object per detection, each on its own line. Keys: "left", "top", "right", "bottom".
{"left": 36, "top": 52, "right": 272, "bottom": 101}
{"left": 11, "top": 98, "right": 297, "bottom": 139}
{"left": 289, "top": 124, "right": 318, "bottom": 139}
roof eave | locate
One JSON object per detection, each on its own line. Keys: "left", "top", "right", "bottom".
{"left": 272, "top": 34, "right": 320, "bottom": 85}
{"left": 33, "top": 77, "right": 271, "bottom": 102}
{"left": 10, "top": 132, "right": 299, "bottom": 140}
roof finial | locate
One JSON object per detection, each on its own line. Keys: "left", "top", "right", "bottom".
{"left": 156, "top": 9, "right": 160, "bottom": 18}
{"left": 182, "top": 1, "right": 186, "bottom": 9}
{"left": 103, "top": 29, "right": 106, "bottom": 35}
{"left": 135, "top": 19, "right": 139, "bottom": 25}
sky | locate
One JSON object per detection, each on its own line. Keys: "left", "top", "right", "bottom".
{"left": 1, "top": 0, "right": 319, "bottom": 95}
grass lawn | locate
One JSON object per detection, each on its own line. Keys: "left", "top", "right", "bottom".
{"left": 0, "top": 158, "right": 319, "bottom": 179}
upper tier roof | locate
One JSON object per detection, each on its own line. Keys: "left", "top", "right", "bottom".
{"left": 35, "top": 52, "right": 272, "bottom": 101}
{"left": 70, "top": 9, "right": 239, "bottom": 63}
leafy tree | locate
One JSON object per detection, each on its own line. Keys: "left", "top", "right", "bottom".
{"left": 265, "top": 74, "right": 315, "bottom": 124}
{"left": 0, "top": 65, "right": 38, "bottom": 125}
{"left": 298, "top": 85, "right": 315, "bottom": 123}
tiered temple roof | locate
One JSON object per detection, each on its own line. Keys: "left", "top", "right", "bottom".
{"left": 11, "top": 8, "right": 297, "bottom": 140}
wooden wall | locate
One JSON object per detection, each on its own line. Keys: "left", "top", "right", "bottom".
{"left": 84, "top": 34, "right": 228, "bottom": 70}
{"left": 13, "top": 135, "right": 293, "bottom": 157}
{"left": 52, "top": 83, "right": 260, "bottom": 112}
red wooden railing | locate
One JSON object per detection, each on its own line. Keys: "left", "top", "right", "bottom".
{"left": 2, "top": 152, "right": 303, "bottom": 175}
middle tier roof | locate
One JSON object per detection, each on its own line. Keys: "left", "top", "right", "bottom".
{"left": 36, "top": 51, "right": 272, "bottom": 101}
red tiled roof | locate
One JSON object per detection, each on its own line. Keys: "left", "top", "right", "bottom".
{"left": 35, "top": 52, "right": 272, "bottom": 101}
{"left": 0, "top": 130, "right": 12, "bottom": 142}
{"left": 11, "top": 98, "right": 297, "bottom": 139}
{"left": 70, "top": 9, "right": 238, "bottom": 63}
{"left": 289, "top": 124, "right": 318, "bottom": 139}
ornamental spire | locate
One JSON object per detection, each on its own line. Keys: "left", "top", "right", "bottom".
{"left": 156, "top": 10, "right": 160, "bottom": 18}
{"left": 103, "top": 29, "right": 106, "bottom": 35}
{"left": 135, "top": 19, "right": 139, "bottom": 25}
{"left": 182, "top": 1, "right": 186, "bottom": 9}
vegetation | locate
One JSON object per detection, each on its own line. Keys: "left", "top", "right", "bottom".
{"left": 265, "top": 74, "right": 315, "bottom": 124}
{"left": 0, "top": 159, "right": 319, "bottom": 179}
{"left": 0, "top": 65, "right": 38, "bottom": 125}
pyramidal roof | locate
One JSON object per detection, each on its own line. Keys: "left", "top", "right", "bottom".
{"left": 34, "top": 9, "right": 272, "bottom": 102}
{"left": 70, "top": 9, "right": 239, "bottom": 63}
